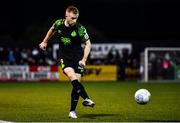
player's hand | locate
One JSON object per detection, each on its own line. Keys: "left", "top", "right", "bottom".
{"left": 79, "top": 60, "right": 86, "bottom": 67}
{"left": 39, "top": 42, "right": 47, "bottom": 51}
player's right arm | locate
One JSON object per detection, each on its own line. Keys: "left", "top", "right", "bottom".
{"left": 39, "top": 28, "right": 54, "bottom": 51}
{"left": 39, "top": 19, "right": 63, "bottom": 51}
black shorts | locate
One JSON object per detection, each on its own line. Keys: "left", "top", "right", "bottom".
{"left": 59, "top": 58, "right": 84, "bottom": 76}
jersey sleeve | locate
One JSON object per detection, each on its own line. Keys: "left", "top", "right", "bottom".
{"left": 51, "top": 19, "right": 64, "bottom": 32}
{"left": 78, "top": 25, "right": 90, "bottom": 42}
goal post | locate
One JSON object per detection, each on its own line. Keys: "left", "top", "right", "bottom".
{"left": 143, "top": 47, "right": 180, "bottom": 82}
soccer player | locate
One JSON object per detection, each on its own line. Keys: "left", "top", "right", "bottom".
{"left": 39, "top": 5, "right": 95, "bottom": 119}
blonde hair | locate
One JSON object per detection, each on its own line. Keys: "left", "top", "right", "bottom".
{"left": 66, "top": 5, "right": 79, "bottom": 16}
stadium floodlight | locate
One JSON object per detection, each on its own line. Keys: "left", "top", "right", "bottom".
{"left": 143, "top": 47, "right": 180, "bottom": 82}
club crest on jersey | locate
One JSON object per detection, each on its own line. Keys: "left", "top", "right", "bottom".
{"left": 71, "top": 31, "right": 77, "bottom": 37}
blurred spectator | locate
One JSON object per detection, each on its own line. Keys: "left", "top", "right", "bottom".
{"left": 44, "top": 47, "right": 57, "bottom": 65}
{"left": 31, "top": 48, "right": 40, "bottom": 65}
{"left": 162, "top": 52, "right": 175, "bottom": 79}
{"left": 14, "top": 47, "right": 21, "bottom": 64}
{"left": 149, "top": 52, "right": 158, "bottom": 80}
{"left": 0, "top": 47, "right": 3, "bottom": 64}
{"left": 106, "top": 47, "right": 120, "bottom": 64}
{"left": 8, "top": 49, "right": 16, "bottom": 65}
{"left": 117, "top": 48, "right": 130, "bottom": 80}
{"left": 20, "top": 48, "right": 29, "bottom": 65}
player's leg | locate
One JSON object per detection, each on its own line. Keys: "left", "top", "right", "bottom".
{"left": 59, "top": 59, "right": 79, "bottom": 118}
{"left": 63, "top": 67, "right": 79, "bottom": 118}
{"left": 64, "top": 67, "right": 90, "bottom": 99}
{"left": 75, "top": 69, "right": 95, "bottom": 107}
{"left": 64, "top": 67, "right": 95, "bottom": 119}
{"left": 64, "top": 67, "right": 94, "bottom": 118}
{"left": 72, "top": 74, "right": 90, "bottom": 99}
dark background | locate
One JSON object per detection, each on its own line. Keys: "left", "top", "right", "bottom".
{"left": 1, "top": 0, "right": 180, "bottom": 54}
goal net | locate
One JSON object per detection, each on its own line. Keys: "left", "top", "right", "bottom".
{"left": 142, "top": 47, "right": 180, "bottom": 82}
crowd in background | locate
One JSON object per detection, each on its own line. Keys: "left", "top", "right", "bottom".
{"left": 148, "top": 51, "right": 180, "bottom": 80}
{"left": 0, "top": 45, "right": 140, "bottom": 80}
{"left": 0, "top": 46, "right": 56, "bottom": 66}
{"left": 0, "top": 46, "right": 139, "bottom": 67}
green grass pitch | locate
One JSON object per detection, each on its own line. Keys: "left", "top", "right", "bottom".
{"left": 0, "top": 81, "right": 180, "bottom": 122}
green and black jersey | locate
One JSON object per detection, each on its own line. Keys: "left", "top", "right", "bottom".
{"left": 51, "top": 19, "right": 89, "bottom": 61}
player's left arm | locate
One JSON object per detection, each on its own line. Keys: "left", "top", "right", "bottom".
{"left": 79, "top": 40, "right": 91, "bottom": 67}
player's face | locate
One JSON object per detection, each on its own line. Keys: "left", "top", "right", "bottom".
{"left": 65, "top": 12, "right": 78, "bottom": 26}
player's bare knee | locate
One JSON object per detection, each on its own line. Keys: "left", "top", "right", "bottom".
{"left": 64, "top": 68, "right": 77, "bottom": 80}
{"left": 66, "top": 73, "right": 77, "bottom": 80}
{"left": 64, "top": 67, "right": 74, "bottom": 74}
{"left": 68, "top": 74, "right": 77, "bottom": 80}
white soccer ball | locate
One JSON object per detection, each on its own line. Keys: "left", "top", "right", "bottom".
{"left": 134, "top": 89, "right": 151, "bottom": 105}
